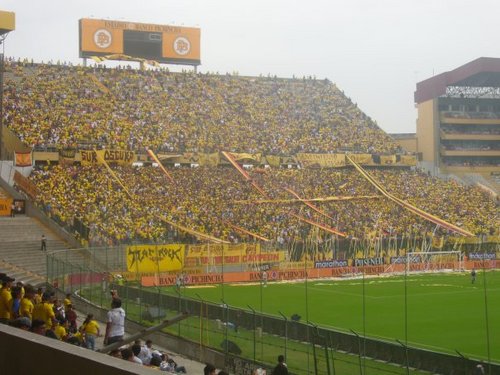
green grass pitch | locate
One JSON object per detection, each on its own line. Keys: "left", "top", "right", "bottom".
{"left": 172, "top": 270, "right": 500, "bottom": 361}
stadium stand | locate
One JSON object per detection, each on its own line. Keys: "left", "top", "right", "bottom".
{"left": 1, "top": 60, "right": 495, "bottom": 247}
{"left": 26, "top": 164, "right": 498, "bottom": 246}
{"left": 0, "top": 216, "right": 68, "bottom": 283}
{"left": 0, "top": 58, "right": 498, "bottom": 375}
{"left": 3, "top": 60, "right": 401, "bottom": 154}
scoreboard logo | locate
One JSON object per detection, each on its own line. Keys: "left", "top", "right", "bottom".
{"left": 93, "top": 29, "right": 112, "bottom": 49}
{"left": 173, "top": 36, "right": 190, "bottom": 56}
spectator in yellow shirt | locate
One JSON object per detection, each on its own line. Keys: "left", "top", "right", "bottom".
{"left": 32, "top": 292, "right": 56, "bottom": 330}
{"left": 0, "top": 275, "right": 15, "bottom": 323}
{"left": 54, "top": 318, "right": 69, "bottom": 340}
{"left": 20, "top": 287, "right": 35, "bottom": 320}
{"left": 63, "top": 293, "right": 72, "bottom": 312}
{"left": 81, "top": 313, "right": 100, "bottom": 350}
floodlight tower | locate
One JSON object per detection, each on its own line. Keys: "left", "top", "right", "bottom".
{"left": 0, "top": 10, "right": 15, "bottom": 160}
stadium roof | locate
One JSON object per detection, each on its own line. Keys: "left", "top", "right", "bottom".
{"left": 414, "top": 57, "right": 500, "bottom": 104}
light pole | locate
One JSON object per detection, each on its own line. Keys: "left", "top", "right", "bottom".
{"left": 0, "top": 11, "right": 15, "bottom": 161}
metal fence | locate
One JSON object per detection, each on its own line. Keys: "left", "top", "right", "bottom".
{"left": 47, "top": 246, "right": 500, "bottom": 375}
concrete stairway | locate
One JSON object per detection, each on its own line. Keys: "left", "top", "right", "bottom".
{"left": 0, "top": 216, "right": 71, "bottom": 285}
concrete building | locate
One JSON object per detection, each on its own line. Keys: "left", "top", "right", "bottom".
{"left": 414, "top": 57, "right": 500, "bottom": 188}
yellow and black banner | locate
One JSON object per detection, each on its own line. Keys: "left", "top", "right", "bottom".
{"left": 380, "top": 155, "right": 397, "bottom": 165}
{"left": 296, "top": 153, "right": 346, "bottom": 168}
{"left": 228, "top": 152, "right": 262, "bottom": 163}
{"left": 59, "top": 149, "right": 76, "bottom": 165}
{"left": 126, "top": 244, "right": 185, "bottom": 273}
{"left": 400, "top": 155, "right": 417, "bottom": 166}
{"left": 265, "top": 155, "right": 281, "bottom": 168}
{"left": 81, "top": 150, "right": 135, "bottom": 166}
{"left": 349, "top": 154, "right": 372, "bottom": 164}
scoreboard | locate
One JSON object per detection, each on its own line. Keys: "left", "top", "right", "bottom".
{"left": 79, "top": 18, "right": 200, "bottom": 66}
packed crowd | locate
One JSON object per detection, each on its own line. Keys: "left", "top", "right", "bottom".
{"left": 0, "top": 272, "right": 105, "bottom": 347}
{"left": 4, "top": 60, "right": 400, "bottom": 154}
{"left": 28, "top": 164, "right": 498, "bottom": 246}
{"left": 0, "top": 272, "right": 194, "bottom": 372}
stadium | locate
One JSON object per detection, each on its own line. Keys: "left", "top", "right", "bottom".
{"left": 0, "top": 5, "right": 499, "bottom": 375}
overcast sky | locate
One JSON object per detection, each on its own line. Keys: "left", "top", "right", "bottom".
{"left": 3, "top": 0, "right": 499, "bottom": 134}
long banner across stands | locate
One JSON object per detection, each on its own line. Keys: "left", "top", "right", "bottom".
{"left": 44, "top": 150, "right": 417, "bottom": 168}
{"left": 140, "top": 259, "right": 497, "bottom": 287}
{"left": 295, "top": 153, "right": 417, "bottom": 168}
{"left": 81, "top": 150, "right": 135, "bottom": 165}
{"left": 126, "top": 243, "right": 286, "bottom": 271}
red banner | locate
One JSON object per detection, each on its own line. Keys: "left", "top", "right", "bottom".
{"left": 15, "top": 151, "right": 32, "bottom": 167}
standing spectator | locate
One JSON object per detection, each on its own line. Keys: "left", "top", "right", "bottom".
{"left": 32, "top": 292, "right": 56, "bottom": 330}
{"left": 65, "top": 304, "right": 78, "bottom": 333}
{"left": 63, "top": 293, "right": 72, "bottom": 311}
{"left": 271, "top": 355, "right": 289, "bottom": 375}
{"left": 33, "top": 287, "right": 43, "bottom": 305}
{"left": 10, "top": 287, "right": 21, "bottom": 319}
{"left": 0, "top": 275, "right": 14, "bottom": 323}
{"left": 81, "top": 313, "right": 100, "bottom": 350}
{"left": 54, "top": 318, "right": 68, "bottom": 341}
{"left": 104, "top": 298, "right": 125, "bottom": 345}
{"left": 20, "top": 286, "right": 35, "bottom": 320}
{"left": 10, "top": 202, "right": 15, "bottom": 218}
{"left": 41, "top": 234, "right": 47, "bottom": 251}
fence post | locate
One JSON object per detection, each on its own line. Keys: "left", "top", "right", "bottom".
{"left": 396, "top": 339, "right": 410, "bottom": 375}
{"left": 278, "top": 311, "right": 288, "bottom": 365}
{"left": 248, "top": 304, "right": 256, "bottom": 364}
{"left": 455, "top": 350, "right": 468, "bottom": 375}
{"left": 350, "top": 329, "right": 363, "bottom": 375}
{"left": 195, "top": 293, "right": 205, "bottom": 349}
{"left": 309, "top": 322, "right": 319, "bottom": 375}
{"left": 328, "top": 332, "right": 337, "bottom": 375}
{"left": 221, "top": 299, "right": 228, "bottom": 354}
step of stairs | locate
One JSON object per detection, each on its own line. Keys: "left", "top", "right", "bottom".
{"left": 0, "top": 215, "right": 77, "bottom": 281}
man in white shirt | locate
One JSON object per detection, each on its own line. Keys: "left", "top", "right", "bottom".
{"left": 104, "top": 298, "right": 125, "bottom": 345}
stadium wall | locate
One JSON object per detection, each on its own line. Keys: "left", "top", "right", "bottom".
{"left": 0, "top": 173, "right": 81, "bottom": 248}
{"left": 0, "top": 324, "right": 159, "bottom": 375}
{"left": 416, "top": 99, "right": 438, "bottom": 167}
{"left": 1, "top": 126, "right": 30, "bottom": 160}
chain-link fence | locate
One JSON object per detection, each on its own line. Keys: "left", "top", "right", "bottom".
{"left": 47, "top": 244, "right": 500, "bottom": 375}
